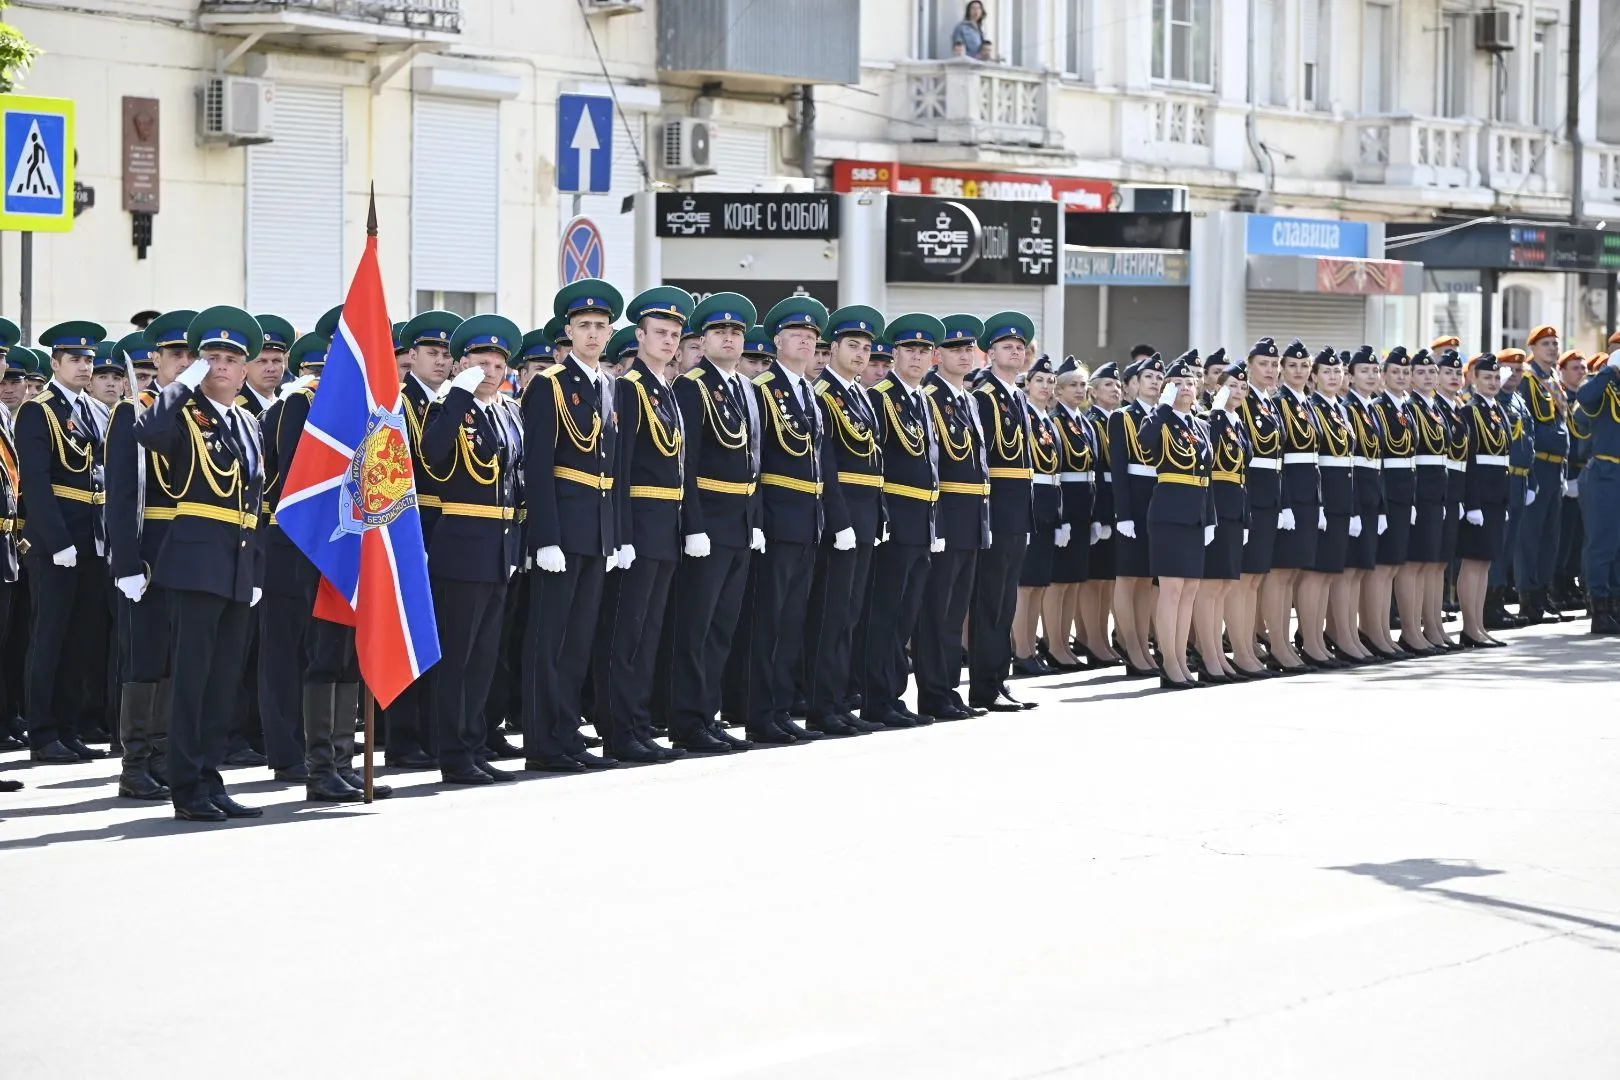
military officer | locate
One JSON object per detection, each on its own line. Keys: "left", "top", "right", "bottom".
{"left": 88, "top": 344, "right": 124, "bottom": 411}
{"left": 133, "top": 307, "right": 266, "bottom": 822}
{"left": 239, "top": 314, "right": 294, "bottom": 416}
{"left": 1515, "top": 325, "right": 1571, "bottom": 622}
{"left": 604, "top": 324, "right": 639, "bottom": 377}
{"left": 677, "top": 322, "right": 705, "bottom": 375}
{"left": 1575, "top": 351, "right": 1619, "bottom": 633}
{"left": 864, "top": 339, "right": 893, "bottom": 389}
{"left": 1487, "top": 348, "right": 1536, "bottom": 628}
{"left": 594, "top": 287, "right": 694, "bottom": 764}
{"left": 0, "top": 318, "right": 23, "bottom": 756}
{"left": 740, "top": 325, "right": 774, "bottom": 379}
{"left": 16, "top": 320, "right": 111, "bottom": 763}
{"left": 522, "top": 279, "right": 623, "bottom": 772}
{"left": 803, "top": 305, "right": 885, "bottom": 737}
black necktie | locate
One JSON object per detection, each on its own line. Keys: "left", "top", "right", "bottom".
{"left": 225, "top": 410, "right": 250, "bottom": 471}
{"left": 74, "top": 397, "right": 99, "bottom": 447}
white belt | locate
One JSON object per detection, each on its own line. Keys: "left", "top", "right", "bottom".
{"left": 1444, "top": 460, "right": 1466, "bottom": 473}
{"left": 1318, "top": 455, "right": 1351, "bottom": 468}
{"left": 1247, "top": 457, "right": 1281, "bottom": 472}
{"left": 1059, "top": 471, "right": 1093, "bottom": 484}
{"left": 1033, "top": 473, "right": 1061, "bottom": 486}
{"left": 1352, "top": 456, "right": 1381, "bottom": 470}
{"left": 1475, "top": 454, "right": 1509, "bottom": 467}
{"left": 1126, "top": 463, "right": 1157, "bottom": 478}
{"left": 1414, "top": 454, "right": 1446, "bottom": 466}
{"left": 1282, "top": 452, "right": 1318, "bottom": 465}
{"left": 1382, "top": 457, "right": 1415, "bottom": 469}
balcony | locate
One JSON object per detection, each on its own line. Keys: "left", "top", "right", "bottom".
{"left": 888, "top": 60, "right": 1063, "bottom": 154}
{"left": 1350, "top": 115, "right": 1480, "bottom": 189}
{"left": 1480, "top": 123, "right": 1555, "bottom": 194}
{"left": 659, "top": 0, "right": 858, "bottom": 85}
{"left": 198, "top": 0, "right": 462, "bottom": 48}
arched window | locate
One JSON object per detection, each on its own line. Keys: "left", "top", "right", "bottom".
{"left": 1501, "top": 285, "right": 1533, "bottom": 349}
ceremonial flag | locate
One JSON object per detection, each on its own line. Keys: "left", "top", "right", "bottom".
{"left": 276, "top": 193, "right": 440, "bottom": 707}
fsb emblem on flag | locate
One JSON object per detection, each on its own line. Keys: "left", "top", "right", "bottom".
{"left": 335, "top": 410, "right": 416, "bottom": 538}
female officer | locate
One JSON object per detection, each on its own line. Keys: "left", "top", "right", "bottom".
{"left": 1300, "top": 347, "right": 1358, "bottom": 667}
{"left": 1194, "top": 365, "right": 1251, "bottom": 683}
{"left": 1407, "top": 348, "right": 1450, "bottom": 653}
{"left": 1267, "top": 339, "right": 1321, "bottom": 672}
{"left": 1078, "top": 362, "right": 1122, "bottom": 666}
{"left": 1045, "top": 358, "right": 1096, "bottom": 669}
{"left": 1011, "top": 355, "right": 1068, "bottom": 675}
{"left": 1458, "top": 353, "right": 1513, "bottom": 647}
{"left": 1436, "top": 347, "right": 1473, "bottom": 645}
{"left": 1341, "top": 346, "right": 1386, "bottom": 662}
{"left": 1230, "top": 341, "right": 1286, "bottom": 676}
{"left": 1143, "top": 353, "right": 1213, "bottom": 690}
{"left": 1110, "top": 354, "right": 1166, "bottom": 676}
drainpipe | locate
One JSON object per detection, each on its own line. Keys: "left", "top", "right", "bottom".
{"left": 1245, "top": 0, "right": 1275, "bottom": 195}
{"left": 799, "top": 84, "right": 816, "bottom": 182}
{"left": 1568, "top": 0, "right": 1583, "bottom": 226}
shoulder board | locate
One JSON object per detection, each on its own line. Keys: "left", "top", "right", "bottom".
{"left": 233, "top": 395, "right": 248, "bottom": 407}
{"left": 683, "top": 367, "right": 707, "bottom": 382}
{"left": 873, "top": 379, "right": 893, "bottom": 392}
{"left": 753, "top": 371, "right": 775, "bottom": 387}
{"left": 623, "top": 369, "right": 642, "bottom": 384}
{"left": 30, "top": 391, "right": 52, "bottom": 405}
{"left": 923, "top": 383, "right": 939, "bottom": 396}
{"left": 973, "top": 383, "right": 995, "bottom": 397}
{"left": 297, "top": 386, "right": 316, "bottom": 401}
{"left": 814, "top": 379, "right": 832, "bottom": 395}
{"left": 540, "top": 364, "right": 566, "bottom": 378}
{"left": 139, "top": 389, "right": 157, "bottom": 407}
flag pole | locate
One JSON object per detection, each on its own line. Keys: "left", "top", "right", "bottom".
{"left": 362, "top": 183, "right": 380, "bottom": 807}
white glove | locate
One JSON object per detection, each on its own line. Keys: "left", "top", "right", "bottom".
{"left": 1212, "top": 386, "right": 1232, "bottom": 414}
{"left": 617, "top": 544, "right": 636, "bottom": 571}
{"left": 1116, "top": 520, "right": 1136, "bottom": 539}
{"left": 535, "top": 545, "right": 567, "bottom": 573}
{"left": 751, "top": 528, "right": 766, "bottom": 553}
{"left": 448, "top": 365, "right": 485, "bottom": 396}
{"left": 278, "top": 373, "right": 317, "bottom": 400}
{"left": 1054, "top": 524, "right": 1071, "bottom": 548}
{"left": 115, "top": 574, "right": 147, "bottom": 603}
{"left": 1525, "top": 488, "right": 1537, "bottom": 507}
{"left": 1377, "top": 514, "right": 1388, "bottom": 535}
{"left": 1096, "top": 524, "right": 1111, "bottom": 541}
{"left": 1410, "top": 505, "right": 1418, "bottom": 525}
{"left": 1349, "top": 515, "right": 1362, "bottom": 538}
{"left": 683, "top": 533, "right": 711, "bottom": 558}
{"left": 930, "top": 537, "right": 945, "bottom": 553}
{"left": 1465, "top": 509, "right": 1484, "bottom": 526}
{"left": 52, "top": 546, "right": 77, "bottom": 567}
{"left": 1158, "top": 382, "right": 1179, "bottom": 408}
{"left": 250, "top": 587, "right": 262, "bottom": 607}
{"left": 603, "top": 548, "right": 618, "bottom": 573}
{"left": 178, "top": 358, "right": 211, "bottom": 390}
{"left": 1566, "top": 479, "right": 1579, "bottom": 499}
{"left": 986, "top": 530, "right": 993, "bottom": 547}
{"left": 833, "top": 527, "right": 856, "bottom": 551}
{"left": 1243, "top": 529, "right": 1250, "bottom": 544}
{"left": 1317, "top": 508, "right": 1328, "bottom": 531}
{"left": 877, "top": 526, "right": 889, "bottom": 545}
{"left": 1089, "top": 522, "right": 1102, "bottom": 545}
{"left": 1203, "top": 525, "right": 1216, "bottom": 546}
{"left": 1278, "top": 509, "right": 1296, "bottom": 531}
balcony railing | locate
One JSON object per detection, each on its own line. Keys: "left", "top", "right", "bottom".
{"left": 198, "top": 0, "right": 463, "bottom": 33}
{"left": 1350, "top": 115, "right": 1480, "bottom": 188}
{"left": 890, "top": 60, "right": 1061, "bottom": 150}
{"left": 1481, "top": 123, "right": 1552, "bottom": 192}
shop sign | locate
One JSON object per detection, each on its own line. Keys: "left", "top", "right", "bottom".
{"left": 655, "top": 192, "right": 838, "bottom": 239}
{"left": 1246, "top": 214, "right": 1369, "bottom": 258}
{"left": 835, "top": 159, "right": 1111, "bottom": 212}
{"left": 1064, "top": 247, "right": 1189, "bottom": 286}
{"left": 886, "top": 196, "right": 1059, "bottom": 286}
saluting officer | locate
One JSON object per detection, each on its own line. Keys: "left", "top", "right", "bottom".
{"left": 594, "top": 287, "right": 694, "bottom": 764}
{"left": 864, "top": 312, "right": 944, "bottom": 727}
{"left": 1575, "top": 351, "right": 1620, "bottom": 633}
{"left": 134, "top": 307, "right": 267, "bottom": 822}
{"left": 659, "top": 294, "right": 761, "bottom": 755}
{"left": 803, "top": 305, "right": 885, "bottom": 737}
{"left": 17, "top": 320, "right": 111, "bottom": 763}
{"left": 522, "top": 279, "right": 623, "bottom": 773}
{"left": 419, "top": 314, "right": 525, "bottom": 786}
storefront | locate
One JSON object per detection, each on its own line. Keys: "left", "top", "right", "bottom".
{"left": 1063, "top": 210, "right": 1192, "bottom": 363}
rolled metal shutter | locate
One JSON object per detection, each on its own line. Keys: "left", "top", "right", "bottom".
{"left": 246, "top": 84, "right": 344, "bottom": 332}
{"left": 413, "top": 97, "right": 499, "bottom": 297}
{"left": 693, "top": 125, "right": 771, "bottom": 192}
{"left": 1245, "top": 292, "right": 1369, "bottom": 351}
{"left": 568, "top": 109, "right": 646, "bottom": 299}
{"left": 884, "top": 285, "right": 1046, "bottom": 350}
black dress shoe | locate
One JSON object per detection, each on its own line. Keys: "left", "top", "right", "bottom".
{"left": 174, "top": 797, "right": 227, "bottom": 822}
{"left": 745, "top": 725, "right": 798, "bottom": 746}
{"left": 868, "top": 710, "right": 916, "bottom": 729}
{"left": 843, "top": 712, "right": 885, "bottom": 733}
{"left": 996, "top": 687, "right": 1038, "bottom": 710}
{"left": 1303, "top": 655, "right": 1346, "bottom": 670}
{"left": 1233, "top": 666, "right": 1276, "bottom": 680}
{"left": 307, "top": 773, "right": 363, "bottom": 802}
{"left": 1122, "top": 660, "right": 1160, "bottom": 678}
{"left": 29, "top": 740, "right": 80, "bottom": 764}
{"left": 63, "top": 737, "right": 108, "bottom": 760}
{"left": 476, "top": 760, "right": 516, "bottom": 782}
{"left": 0, "top": 778, "right": 22, "bottom": 791}
{"left": 222, "top": 747, "right": 267, "bottom": 767}
{"left": 525, "top": 754, "right": 586, "bottom": 773}
{"left": 933, "top": 704, "right": 976, "bottom": 721}
{"left": 806, "top": 715, "right": 858, "bottom": 737}
{"left": 571, "top": 750, "right": 618, "bottom": 770}
{"left": 778, "top": 718, "right": 823, "bottom": 741}
{"left": 273, "top": 764, "right": 311, "bottom": 782}
{"left": 1158, "top": 676, "right": 1198, "bottom": 691}
{"left": 1197, "top": 669, "right": 1232, "bottom": 686}
{"left": 0, "top": 733, "right": 24, "bottom": 752}
{"left": 211, "top": 793, "right": 263, "bottom": 818}
{"left": 969, "top": 694, "right": 1023, "bottom": 714}
{"left": 117, "top": 772, "right": 170, "bottom": 800}
{"left": 671, "top": 730, "right": 732, "bottom": 754}
{"left": 646, "top": 739, "right": 686, "bottom": 761}
{"left": 606, "top": 740, "right": 663, "bottom": 763}
{"left": 386, "top": 748, "right": 435, "bottom": 769}
{"left": 443, "top": 767, "right": 495, "bottom": 785}
{"left": 709, "top": 725, "right": 754, "bottom": 750}
{"left": 484, "top": 735, "right": 523, "bottom": 761}
{"left": 1010, "top": 655, "right": 1048, "bottom": 678}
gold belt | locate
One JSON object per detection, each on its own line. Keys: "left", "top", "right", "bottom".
{"left": 51, "top": 484, "right": 104, "bottom": 505}
{"left": 553, "top": 466, "right": 613, "bottom": 491}
{"left": 144, "top": 506, "right": 179, "bottom": 521}
{"left": 440, "top": 501, "right": 515, "bottom": 520}
{"left": 987, "top": 467, "right": 1033, "bottom": 480}
{"left": 836, "top": 471, "right": 883, "bottom": 488}
{"left": 1158, "top": 473, "right": 1209, "bottom": 488}
{"left": 1595, "top": 454, "right": 1620, "bottom": 465}
{"left": 760, "top": 473, "right": 823, "bottom": 496}
{"left": 695, "top": 476, "right": 755, "bottom": 496}
{"left": 882, "top": 481, "right": 938, "bottom": 502}
{"left": 1535, "top": 451, "right": 1566, "bottom": 464}
{"left": 1509, "top": 466, "right": 1531, "bottom": 477}
{"left": 628, "top": 484, "right": 682, "bottom": 501}
{"left": 938, "top": 480, "right": 990, "bottom": 496}
{"left": 417, "top": 494, "right": 443, "bottom": 508}
{"left": 1212, "top": 470, "right": 1244, "bottom": 484}
{"left": 174, "top": 502, "right": 258, "bottom": 530}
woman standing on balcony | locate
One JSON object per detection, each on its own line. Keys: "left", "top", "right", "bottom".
{"left": 951, "top": 0, "right": 988, "bottom": 58}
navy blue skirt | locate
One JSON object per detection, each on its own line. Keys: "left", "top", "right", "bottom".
{"left": 1410, "top": 500, "right": 1445, "bottom": 563}
{"left": 1116, "top": 530, "right": 1152, "bottom": 579}
{"left": 1440, "top": 497, "right": 1462, "bottom": 563}
{"left": 1202, "top": 519, "right": 1244, "bottom": 580}
{"left": 1020, "top": 528, "right": 1056, "bottom": 587}
{"left": 1377, "top": 501, "right": 1413, "bottom": 566}
{"left": 1311, "top": 513, "right": 1351, "bottom": 574}
{"left": 1457, "top": 504, "right": 1507, "bottom": 562}
{"left": 1150, "top": 521, "right": 1206, "bottom": 579}
{"left": 1051, "top": 527, "right": 1090, "bottom": 583}
{"left": 1346, "top": 510, "right": 1379, "bottom": 570}
{"left": 1241, "top": 505, "right": 1279, "bottom": 575}
{"left": 1271, "top": 503, "right": 1320, "bottom": 570}
{"left": 1089, "top": 534, "right": 1116, "bottom": 580}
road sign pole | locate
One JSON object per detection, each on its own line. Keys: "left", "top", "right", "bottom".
{"left": 20, "top": 232, "right": 32, "bottom": 344}
{"left": 572, "top": 193, "right": 582, "bottom": 218}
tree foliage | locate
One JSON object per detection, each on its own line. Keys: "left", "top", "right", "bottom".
{"left": 0, "top": 1, "right": 41, "bottom": 95}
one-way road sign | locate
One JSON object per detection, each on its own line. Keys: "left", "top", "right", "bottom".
{"left": 557, "top": 93, "right": 612, "bottom": 195}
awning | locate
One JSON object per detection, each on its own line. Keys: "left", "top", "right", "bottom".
{"left": 1247, "top": 254, "right": 1424, "bottom": 296}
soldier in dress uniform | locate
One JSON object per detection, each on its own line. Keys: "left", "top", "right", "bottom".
{"left": 1485, "top": 348, "right": 1535, "bottom": 628}
{"left": 1109, "top": 352, "right": 1166, "bottom": 677}
{"left": 1194, "top": 360, "right": 1250, "bottom": 681}
{"left": 133, "top": 307, "right": 267, "bottom": 821}
{"left": 740, "top": 324, "right": 774, "bottom": 380}
{"left": 658, "top": 293, "right": 760, "bottom": 755}
{"left": 1300, "top": 347, "right": 1359, "bottom": 667}
{"left": 1458, "top": 353, "right": 1514, "bottom": 646}
{"left": 1341, "top": 345, "right": 1388, "bottom": 663}
{"left": 593, "top": 287, "right": 694, "bottom": 764}
{"left": 416, "top": 314, "right": 525, "bottom": 786}
{"left": 393, "top": 321, "right": 410, "bottom": 377}
{"left": 604, "top": 324, "right": 639, "bottom": 378}
{"left": 1553, "top": 349, "right": 1592, "bottom": 615}
{"left": 238, "top": 314, "right": 293, "bottom": 417}
{"left": 1368, "top": 346, "right": 1419, "bottom": 659}
{"left": 1076, "top": 361, "right": 1122, "bottom": 666}
{"left": 802, "top": 305, "right": 884, "bottom": 737}
{"left": 522, "top": 279, "right": 623, "bottom": 772}
{"left": 1575, "top": 349, "right": 1620, "bottom": 633}
{"left": 16, "top": 321, "right": 111, "bottom": 764}
{"left": 1011, "top": 352, "right": 1065, "bottom": 677}
{"left": 861, "top": 312, "right": 945, "bottom": 726}
{"left": 968, "top": 311, "right": 1040, "bottom": 712}
{"left": 514, "top": 327, "right": 555, "bottom": 394}
{"left": 0, "top": 319, "right": 24, "bottom": 757}
{"left": 677, "top": 322, "right": 705, "bottom": 376}
{"left": 89, "top": 344, "right": 125, "bottom": 410}
{"left": 1047, "top": 355, "right": 1098, "bottom": 670}
{"left": 864, "top": 339, "right": 893, "bottom": 389}
{"left": 1514, "top": 325, "right": 1571, "bottom": 623}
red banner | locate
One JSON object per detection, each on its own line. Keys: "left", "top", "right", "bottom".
{"left": 832, "top": 160, "right": 1112, "bottom": 212}
{"left": 1317, "top": 258, "right": 1406, "bottom": 295}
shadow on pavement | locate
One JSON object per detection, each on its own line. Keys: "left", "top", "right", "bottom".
{"left": 0, "top": 799, "right": 372, "bottom": 851}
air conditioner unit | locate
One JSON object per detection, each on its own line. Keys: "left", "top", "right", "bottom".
{"left": 196, "top": 75, "right": 274, "bottom": 146}
{"left": 661, "top": 117, "right": 713, "bottom": 176}
{"left": 1474, "top": 10, "right": 1514, "bottom": 52}
{"left": 1113, "top": 185, "right": 1189, "bottom": 213}
{"left": 753, "top": 175, "right": 815, "bottom": 194}
{"left": 584, "top": 0, "right": 645, "bottom": 15}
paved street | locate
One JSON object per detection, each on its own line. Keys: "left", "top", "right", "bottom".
{"left": 2, "top": 622, "right": 1617, "bottom": 1080}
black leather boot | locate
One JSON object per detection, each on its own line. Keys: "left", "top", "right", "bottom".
{"left": 1592, "top": 597, "right": 1620, "bottom": 635}
{"left": 304, "top": 683, "right": 362, "bottom": 803}
{"left": 147, "top": 677, "right": 171, "bottom": 787}
{"left": 1517, "top": 587, "right": 1548, "bottom": 624}
{"left": 333, "top": 682, "right": 391, "bottom": 798}
{"left": 117, "top": 682, "right": 169, "bottom": 800}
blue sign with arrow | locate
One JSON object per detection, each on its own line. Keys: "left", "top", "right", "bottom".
{"left": 557, "top": 94, "right": 613, "bottom": 195}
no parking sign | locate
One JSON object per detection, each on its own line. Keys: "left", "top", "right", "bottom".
{"left": 560, "top": 216, "right": 604, "bottom": 284}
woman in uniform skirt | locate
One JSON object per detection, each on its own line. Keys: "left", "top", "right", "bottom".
{"left": 1229, "top": 341, "right": 1286, "bottom": 677}
{"left": 1011, "top": 355, "right": 1068, "bottom": 675}
{"left": 1406, "top": 348, "right": 1450, "bottom": 653}
{"left": 1044, "top": 358, "right": 1096, "bottom": 669}
{"left": 1193, "top": 368, "right": 1251, "bottom": 683}
{"left": 1457, "top": 353, "right": 1513, "bottom": 646}
{"left": 1110, "top": 355, "right": 1167, "bottom": 676}
{"left": 1298, "top": 347, "right": 1357, "bottom": 668}
{"left": 1144, "top": 354, "right": 1214, "bottom": 690}
{"left": 1078, "top": 363, "right": 1122, "bottom": 666}
{"left": 1435, "top": 346, "right": 1472, "bottom": 648}
{"left": 1266, "top": 339, "right": 1321, "bottom": 672}
{"left": 1370, "top": 348, "right": 1418, "bottom": 659}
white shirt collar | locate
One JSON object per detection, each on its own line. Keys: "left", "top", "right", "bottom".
{"left": 1283, "top": 383, "right": 1310, "bottom": 403}
{"left": 776, "top": 364, "right": 807, "bottom": 397}
{"left": 200, "top": 394, "right": 236, "bottom": 423}
{"left": 568, "top": 353, "right": 603, "bottom": 385}
{"left": 49, "top": 380, "right": 79, "bottom": 406}
{"left": 990, "top": 371, "right": 1020, "bottom": 398}
{"left": 1352, "top": 389, "right": 1378, "bottom": 408}
{"left": 409, "top": 371, "right": 439, "bottom": 397}
{"left": 824, "top": 366, "right": 860, "bottom": 395}
{"left": 246, "top": 384, "right": 276, "bottom": 411}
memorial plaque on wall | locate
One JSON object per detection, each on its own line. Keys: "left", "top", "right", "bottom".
{"left": 122, "top": 96, "right": 160, "bottom": 214}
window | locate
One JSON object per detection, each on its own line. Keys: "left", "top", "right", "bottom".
{"left": 1361, "top": 3, "right": 1392, "bottom": 113}
{"left": 1302, "top": 0, "right": 1327, "bottom": 109}
{"left": 1440, "top": 12, "right": 1471, "bottom": 117}
{"left": 1532, "top": 22, "right": 1558, "bottom": 129}
{"left": 1501, "top": 285, "right": 1533, "bottom": 349}
{"left": 1151, "top": 0, "right": 1212, "bottom": 87}
{"left": 1491, "top": 13, "right": 1519, "bottom": 122}
{"left": 1061, "top": 0, "right": 1090, "bottom": 79}
{"left": 412, "top": 98, "right": 498, "bottom": 309}
{"left": 1253, "top": 0, "right": 1283, "bottom": 105}
{"left": 916, "top": 0, "right": 956, "bottom": 60}
{"left": 414, "top": 291, "right": 495, "bottom": 318}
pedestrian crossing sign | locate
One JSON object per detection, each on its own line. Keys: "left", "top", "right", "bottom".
{"left": 0, "top": 96, "right": 75, "bottom": 232}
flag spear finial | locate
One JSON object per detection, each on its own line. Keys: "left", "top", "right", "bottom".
{"left": 367, "top": 183, "right": 378, "bottom": 238}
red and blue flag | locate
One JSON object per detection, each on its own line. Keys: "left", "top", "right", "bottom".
{"left": 276, "top": 224, "right": 439, "bottom": 707}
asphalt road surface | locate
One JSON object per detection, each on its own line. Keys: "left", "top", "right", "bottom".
{"left": 2, "top": 622, "right": 1617, "bottom": 1079}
